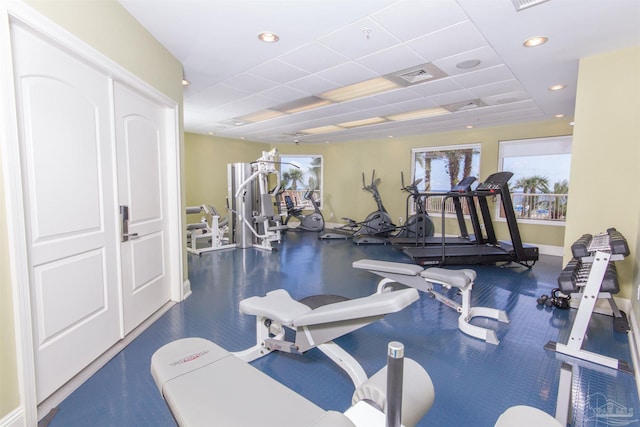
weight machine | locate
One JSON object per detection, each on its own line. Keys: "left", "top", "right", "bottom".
{"left": 186, "top": 204, "right": 234, "bottom": 255}
{"left": 227, "top": 149, "right": 287, "bottom": 251}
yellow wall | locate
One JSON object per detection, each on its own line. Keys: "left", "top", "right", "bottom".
{"left": 564, "top": 46, "right": 640, "bottom": 304}
{"left": 184, "top": 133, "right": 269, "bottom": 212}
{"left": 1, "top": 0, "right": 182, "bottom": 421}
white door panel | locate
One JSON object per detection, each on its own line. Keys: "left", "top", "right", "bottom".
{"left": 10, "top": 22, "right": 121, "bottom": 403}
{"left": 115, "top": 82, "right": 171, "bottom": 334}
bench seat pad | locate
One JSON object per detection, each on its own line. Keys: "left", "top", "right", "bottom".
{"left": 420, "top": 268, "right": 476, "bottom": 288}
{"left": 151, "top": 337, "right": 355, "bottom": 427}
{"left": 352, "top": 259, "right": 424, "bottom": 276}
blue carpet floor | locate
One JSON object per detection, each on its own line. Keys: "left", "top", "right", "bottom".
{"left": 48, "top": 232, "right": 639, "bottom": 426}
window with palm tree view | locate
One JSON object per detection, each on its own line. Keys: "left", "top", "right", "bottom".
{"left": 411, "top": 143, "right": 481, "bottom": 215}
{"left": 279, "top": 155, "right": 323, "bottom": 209}
{"left": 499, "top": 136, "right": 572, "bottom": 223}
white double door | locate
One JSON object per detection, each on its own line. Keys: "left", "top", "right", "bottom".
{"left": 10, "top": 22, "right": 173, "bottom": 402}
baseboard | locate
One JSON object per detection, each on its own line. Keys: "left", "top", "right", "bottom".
{"left": 627, "top": 301, "right": 640, "bottom": 395}
{"left": 0, "top": 408, "right": 24, "bottom": 427}
{"left": 182, "top": 278, "right": 192, "bottom": 300}
{"left": 37, "top": 301, "right": 175, "bottom": 420}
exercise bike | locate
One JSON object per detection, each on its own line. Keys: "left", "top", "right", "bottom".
{"left": 282, "top": 190, "right": 325, "bottom": 232}
{"left": 392, "top": 173, "right": 435, "bottom": 239}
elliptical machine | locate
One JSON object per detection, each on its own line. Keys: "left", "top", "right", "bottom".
{"left": 352, "top": 170, "right": 396, "bottom": 244}
{"left": 282, "top": 190, "right": 325, "bottom": 232}
{"left": 319, "top": 170, "right": 396, "bottom": 243}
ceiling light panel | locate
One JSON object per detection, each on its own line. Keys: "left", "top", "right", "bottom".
{"left": 387, "top": 107, "right": 450, "bottom": 121}
{"left": 320, "top": 77, "right": 400, "bottom": 102}
{"left": 273, "top": 96, "right": 334, "bottom": 114}
{"left": 238, "top": 109, "right": 286, "bottom": 123}
{"left": 300, "top": 125, "right": 344, "bottom": 135}
{"left": 338, "top": 117, "right": 387, "bottom": 128}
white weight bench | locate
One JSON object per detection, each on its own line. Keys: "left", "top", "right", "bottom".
{"left": 352, "top": 259, "right": 509, "bottom": 345}
{"left": 151, "top": 337, "right": 435, "bottom": 427}
{"left": 234, "top": 288, "right": 419, "bottom": 388}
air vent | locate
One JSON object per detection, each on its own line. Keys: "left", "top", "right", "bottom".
{"left": 442, "top": 99, "right": 487, "bottom": 113}
{"left": 511, "top": 0, "right": 550, "bottom": 11}
{"left": 384, "top": 63, "right": 447, "bottom": 87}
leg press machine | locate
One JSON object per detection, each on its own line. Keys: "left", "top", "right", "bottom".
{"left": 352, "top": 259, "right": 509, "bottom": 345}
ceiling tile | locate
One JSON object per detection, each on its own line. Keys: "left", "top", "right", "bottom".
{"left": 357, "top": 44, "right": 427, "bottom": 75}
{"left": 316, "top": 61, "right": 380, "bottom": 86}
{"left": 279, "top": 42, "right": 349, "bottom": 74}
{"left": 407, "top": 20, "right": 488, "bottom": 62}
{"left": 318, "top": 17, "right": 401, "bottom": 60}
{"left": 370, "top": 0, "right": 467, "bottom": 42}
{"left": 247, "top": 59, "right": 308, "bottom": 84}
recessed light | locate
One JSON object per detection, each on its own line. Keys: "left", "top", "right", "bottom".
{"left": 182, "top": 79, "right": 191, "bottom": 86}
{"left": 549, "top": 84, "right": 566, "bottom": 91}
{"left": 523, "top": 36, "right": 548, "bottom": 47}
{"left": 258, "top": 32, "right": 279, "bottom": 43}
{"left": 456, "top": 59, "right": 481, "bottom": 69}
{"left": 466, "top": 125, "right": 474, "bottom": 129}
{"left": 554, "top": 114, "right": 565, "bottom": 118}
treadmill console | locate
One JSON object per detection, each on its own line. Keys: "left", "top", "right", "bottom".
{"left": 451, "top": 176, "right": 477, "bottom": 192}
{"left": 475, "top": 171, "right": 514, "bottom": 191}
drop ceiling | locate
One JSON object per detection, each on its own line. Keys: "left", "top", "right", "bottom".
{"left": 119, "top": 0, "right": 640, "bottom": 144}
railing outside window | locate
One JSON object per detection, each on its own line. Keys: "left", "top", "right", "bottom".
{"left": 423, "top": 193, "right": 568, "bottom": 222}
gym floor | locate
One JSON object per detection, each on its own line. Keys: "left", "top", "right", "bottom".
{"left": 48, "top": 232, "right": 639, "bottom": 426}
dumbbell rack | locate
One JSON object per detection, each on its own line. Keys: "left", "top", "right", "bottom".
{"left": 545, "top": 229, "right": 632, "bottom": 373}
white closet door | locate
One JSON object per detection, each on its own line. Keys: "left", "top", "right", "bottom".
{"left": 10, "top": 23, "right": 121, "bottom": 403}
{"left": 114, "top": 82, "right": 171, "bottom": 334}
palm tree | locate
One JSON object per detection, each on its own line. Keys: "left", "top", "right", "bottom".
{"left": 284, "top": 168, "right": 304, "bottom": 190}
{"left": 444, "top": 150, "right": 462, "bottom": 188}
{"left": 415, "top": 152, "right": 435, "bottom": 191}
{"left": 309, "top": 157, "right": 322, "bottom": 190}
{"left": 551, "top": 179, "right": 569, "bottom": 219}
{"left": 512, "top": 175, "right": 550, "bottom": 218}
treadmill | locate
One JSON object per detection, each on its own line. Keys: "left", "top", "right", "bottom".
{"left": 389, "top": 176, "right": 480, "bottom": 247}
{"left": 402, "top": 172, "right": 539, "bottom": 266}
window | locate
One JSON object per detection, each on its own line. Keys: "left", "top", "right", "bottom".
{"left": 411, "top": 144, "right": 481, "bottom": 214}
{"left": 499, "top": 136, "right": 572, "bottom": 223}
{"left": 279, "top": 155, "right": 323, "bottom": 209}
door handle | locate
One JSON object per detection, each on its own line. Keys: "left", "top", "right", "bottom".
{"left": 120, "top": 205, "right": 138, "bottom": 242}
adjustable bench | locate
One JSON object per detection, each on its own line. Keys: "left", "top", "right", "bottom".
{"left": 151, "top": 337, "right": 435, "bottom": 427}
{"left": 234, "top": 287, "right": 420, "bottom": 387}
{"left": 352, "top": 259, "right": 509, "bottom": 345}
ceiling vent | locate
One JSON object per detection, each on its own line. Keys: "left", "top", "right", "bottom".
{"left": 442, "top": 99, "right": 487, "bottom": 113}
{"left": 384, "top": 63, "right": 447, "bottom": 87}
{"left": 511, "top": 0, "right": 550, "bottom": 11}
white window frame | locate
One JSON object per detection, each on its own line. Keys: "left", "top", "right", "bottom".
{"left": 498, "top": 135, "right": 572, "bottom": 226}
